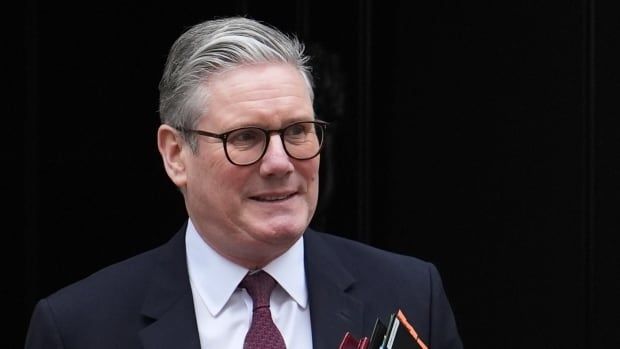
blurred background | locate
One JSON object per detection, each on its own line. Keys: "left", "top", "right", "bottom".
{"left": 18, "top": 0, "right": 620, "bottom": 348}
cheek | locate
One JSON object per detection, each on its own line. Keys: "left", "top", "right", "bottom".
{"left": 302, "top": 159, "right": 321, "bottom": 192}
{"left": 205, "top": 161, "right": 243, "bottom": 190}
{"left": 310, "top": 157, "right": 321, "bottom": 180}
{"left": 187, "top": 153, "right": 231, "bottom": 191}
{"left": 206, "top": 160, "right": 255, "bottom": 200}
{"left": 188, "top": 159, "right": 249, "bottom": 219}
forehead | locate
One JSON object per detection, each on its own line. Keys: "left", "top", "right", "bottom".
{"left": 210, "top": 63, "right": 310, "bottom": 97}
{"left": 199, "top": 63, "right": 314, "bottom": 126}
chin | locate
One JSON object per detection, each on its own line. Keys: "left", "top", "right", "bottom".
{"left": 259, "top": 220, "right": 306, "bottom": 241}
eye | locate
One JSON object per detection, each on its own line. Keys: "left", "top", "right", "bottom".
{"left": 227, "top": 128, "right": 264, "bottom": 149}
{"left": 285, "top": 122, "right": 313, "bottom": 140}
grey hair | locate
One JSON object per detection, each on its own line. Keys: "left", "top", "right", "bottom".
{"left": 158, "top": 16, "right": 314, "bottom": 146}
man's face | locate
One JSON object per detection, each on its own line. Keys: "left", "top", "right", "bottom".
{"left": 183, "top": 63, "right": 319, "bottom": 268}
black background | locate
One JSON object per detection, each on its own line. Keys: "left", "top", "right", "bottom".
{"left": 18, "top": 0, "right": 620, "bottom": 348}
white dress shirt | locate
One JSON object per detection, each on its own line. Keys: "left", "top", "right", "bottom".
{"left": 185, "top": 219, "right": 313, "bottom": 349}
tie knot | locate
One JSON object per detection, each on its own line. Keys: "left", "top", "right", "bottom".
{"left": 240, "top": 270, "right": 277, "bottom": 309}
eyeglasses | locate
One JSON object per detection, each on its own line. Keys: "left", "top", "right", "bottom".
{"left": 178, "top": 120, "right": 328, "bottom": 166}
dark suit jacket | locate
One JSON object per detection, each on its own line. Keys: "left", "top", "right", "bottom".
{"left": 25, "top": 226, "right": 463, "bottom": 348}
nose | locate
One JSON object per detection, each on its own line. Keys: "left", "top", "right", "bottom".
{"left": 259, "top": 134, "right": 294, "bottom": 176}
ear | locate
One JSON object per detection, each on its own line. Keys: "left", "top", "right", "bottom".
{"left": 157, "top": 124, "right": 188, "bottom": 188}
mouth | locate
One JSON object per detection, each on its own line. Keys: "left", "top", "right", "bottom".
{"left": 250, "top": 192, "right": 296, "bottom": 202}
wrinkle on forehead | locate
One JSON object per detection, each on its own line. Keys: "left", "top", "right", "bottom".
{"left": 198, "top": 63, "right": 314, "bottom": 129}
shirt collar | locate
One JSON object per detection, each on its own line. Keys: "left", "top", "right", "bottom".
{"left": 263, "top": 234, "right": 308, "bottom": 309}
{"left": 185, "top": 219, "right": 308, "bottom": 316}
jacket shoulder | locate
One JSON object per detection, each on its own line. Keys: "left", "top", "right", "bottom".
{"left": 46, "top": 244, "right": 162, "bottom": 315}
{"left": 306, "top": 229, "right": 433, "bottom": 275}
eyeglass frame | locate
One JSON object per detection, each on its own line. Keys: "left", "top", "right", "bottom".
{"left": 176, "top": 120, "right": 329, "bottom": 166}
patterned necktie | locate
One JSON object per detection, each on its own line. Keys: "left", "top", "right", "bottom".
{"left": 240, "top": 270, "right": 287, "bottom": 349}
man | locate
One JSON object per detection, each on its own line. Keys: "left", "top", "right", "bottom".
{"left": 25, "top": 16, "right": 463, "bottom": 348}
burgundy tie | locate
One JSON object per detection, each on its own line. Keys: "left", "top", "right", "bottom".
{"left": 240, "top": 270, "right": 286, "bottom": 349}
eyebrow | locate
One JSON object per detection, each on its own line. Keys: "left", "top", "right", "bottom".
{"left": 223, "top": 115, "right": 317, "bottom": 130}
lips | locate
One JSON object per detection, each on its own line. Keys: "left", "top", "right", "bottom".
{"left": 251, "top": 192, "right": 296, "bottom": 202}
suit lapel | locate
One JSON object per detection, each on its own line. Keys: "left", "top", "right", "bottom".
{"left": 304, "top": 229, "right": 365, "bottom": 348}
{"left": 139, "top": 228, "right": 201, "bottom": 349}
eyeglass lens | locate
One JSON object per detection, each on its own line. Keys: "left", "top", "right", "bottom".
{"left": 225, "top": 122, "right": 324, "bottom": 165}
